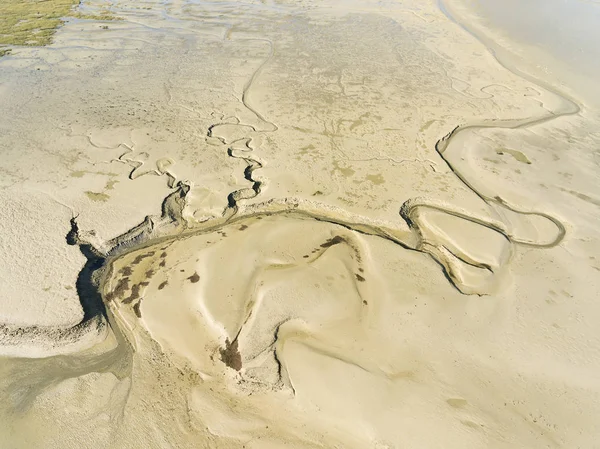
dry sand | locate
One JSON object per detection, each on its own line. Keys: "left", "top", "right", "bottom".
{"left": 1, "top": 0, "right": 600, "bottom": 447}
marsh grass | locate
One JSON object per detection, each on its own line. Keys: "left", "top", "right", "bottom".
{"left": 0, "top": 0, "right": 81, "bottom": 47}
{"left": 71, "top": 11, "right": 122, "bottom": 21}
{"left": 0, "top": 0, "right": 120, "bottom": 55}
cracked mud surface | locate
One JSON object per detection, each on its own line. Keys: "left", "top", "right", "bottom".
{"left": 1, "top": 0, "right": 600, "bottom": 447}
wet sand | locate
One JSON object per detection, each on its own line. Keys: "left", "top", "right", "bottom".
{"left": 1, "top": 0, "right": 600, "bottom": 447}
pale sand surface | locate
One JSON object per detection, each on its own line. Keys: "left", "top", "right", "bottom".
{"left": 1, "top": 0, "right": 600, "bottom": 447}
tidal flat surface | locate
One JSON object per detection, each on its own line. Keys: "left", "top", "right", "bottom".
{"left": 1, "top": 0, "right": 600, "bottom": 447}
{"left": 468, "top": 0, "right": 600, "bottom": 80}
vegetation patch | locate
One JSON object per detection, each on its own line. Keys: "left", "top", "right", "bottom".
{"left": 70, "top": 11, "right": 121, "bottom": 21}
{"left": 0, "top": 0, "right": 81, "bottom": 48}
{"left": 0, "top": 0, "right": 120, "bottom": 56}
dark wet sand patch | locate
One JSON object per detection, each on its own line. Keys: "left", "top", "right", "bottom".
{"left": 123, "top": 281, "right": 149, "bottom": 305}
{"left": 105, "top": 277, "right": 130, "bottom": 302}
{"left": 220, "top": 338, "right": 242, "bottom": 371}
{"left": 320, "top": 236, "right": 346, "bottom": 248}
{"left": 133, "top": 301, "right": 142, "bottom": 318}
{"left": 132, "top": 252, "right": 155, "bottom": 265}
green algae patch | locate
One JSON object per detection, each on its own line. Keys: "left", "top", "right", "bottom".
{"left": 495, "top": 147, "right": 532, "bottom": 164}
{"left": 0, "top": 0, "right": 121, "bottom": 56}
{"left": 0, "top": 0, "right": 81, "bottom": 48}
{"left": 85, "top": 191, "right": 110, "bottom": 202}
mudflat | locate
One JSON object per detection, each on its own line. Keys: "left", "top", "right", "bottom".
{"left": 1, "top": 0, "right": 599, "bottom": 447}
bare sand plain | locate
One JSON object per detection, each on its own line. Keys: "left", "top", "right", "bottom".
{"left": 1, "top": 0, "right": 600, "bottom": 447}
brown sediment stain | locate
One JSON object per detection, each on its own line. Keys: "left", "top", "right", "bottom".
{"left": 447, "top": 398, "right": 468, "bottom": 408}
{"left": 120, "top": 266, "right": 133, "bottom": 276}
{"left": 331, "top": 160, "right": 355, "bottom": 178}
{"left": 299, "top": 144, "right": 316, "bottom": 155}
{"left": 159, "top": 260, "right": 166, "bottom": 268}
{"left": 105, "top": 179, "right": 118, "bottom": 190}
{"left": 358, "top": 267, "right": 364, "bottom": 273}
{"left": 419, "top": 119, "right": 436, "bottom": 132}
{"left": 239, "top": 224, "right": 248, "bottom": 231}
{"left": 85, "top": 191, "right": 110, "bottom": 202}
{"left": 105, "top": 277, "right": 130, "bottom": 302}
{"left": 220, "top": 338, "right": 242, "bottom": 371}
{"left": 187, "top": 272, "right": 200, "bottom": 283}
{"left": 320, "top": 235, "right": 346, "bottom": 248}
{"left": 133, "top": 301, "right": 142, "bottom": 318}
{"left": 366, "top": 173, "right": 385, "bottom": 185}
{"left": 158, "top": 280, "right": 168, "bottom": 290}
{"left": 145, "top": 269, "right": 155, "bottom": 278}
{"left": 160, "top": 252, "right": 167, "bottom": 258}
{"left": 355, "top": 273, "right": 365, "bottom": 282}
